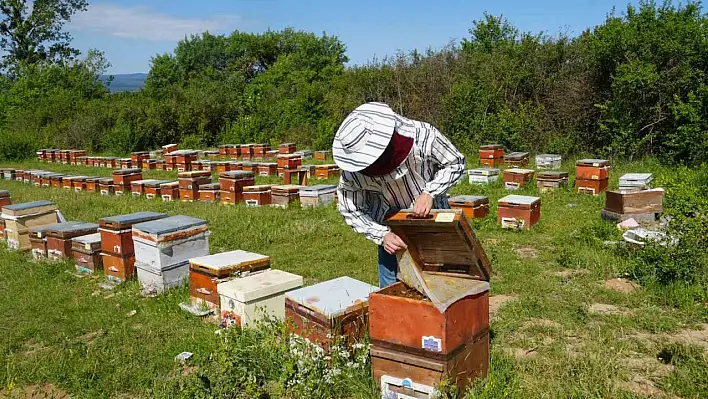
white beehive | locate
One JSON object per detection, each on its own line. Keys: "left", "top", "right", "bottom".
{"left": 535, "top": 154, "right": 562, "bottom": 169}
{"left": 467, "top": 168, "right": 500, "bottom": 185}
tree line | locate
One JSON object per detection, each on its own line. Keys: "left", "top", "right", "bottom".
{"left": 1, "top": 0, "right": 707, "bottom": 165}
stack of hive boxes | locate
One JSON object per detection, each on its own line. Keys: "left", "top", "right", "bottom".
{"left": 299, "top": 185, "right": 337, "bottom": 207}
{"left": 162, "top": 144, "right": 178, "bottom": 154}
{"left": 370, "top": 210, "right": 491, "bottom": 397}
{"left": 279, "top": 142, "right": 297, "bottom": 154}
{"left": 2, "top": 201, "right": 60, "bottom": 251}
{"left": 504, "top": 151, "right": 529, "bottom": 167}
{"left": 479, "top": 144, "right": 503, "bottom": 167}
{"left": 133, "top": 215, "right": 209, "bottom": 294}
{"left": 72, "top": 233, "right": 103, "bottom": 274}
{"left": 286, "top": 276, "right": 378, "bottom": 350}
{"left": 619, "top": 173, "right": 653, "bottom": 192}
{"left": 98, "top": 178, "right": 114, "bottom": 195}
{"left": 219, "top": 170, "right": 255, "bottom": 205}
{"left": 174, "top": 150, "right": 198, "bottom": 172}
{"left": 536, "top": 171, "right": 569, "bottom": 192}
{"left": 178, "top": 171, "right": 212, "bottom": 202}
{"left": 46, "top": 222, "right": 99, "bottom": 261}
{"left": 112, "top": 169, "right": 143, "bottom": 195}
{"left": 98, "top": 212, "right": 168, "bottom": 285}
{"left": 575, "top": 159, "right": 610, "bottom": 195}
{"left": 131, "top": 151, "right": 149, "bottom": 168}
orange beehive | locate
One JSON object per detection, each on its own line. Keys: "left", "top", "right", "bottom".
{"left": 243, "top": 185, "right": 273, "bottom": 207}
{"left": 448, "top": 195, "right": 490, "bottom": 219}
{"left": 279, "top": 142, "right": 297, "bottom": 154}
{"left": 198, "top": 183, "right": 221, "bottom": 203}
{"left": 160, "top": 182, "right": 180, "bottom": 201}
{"left": 240, "top": 144, "right": 254, "bottom": 160}
{"left": 218, "top": 171, "right": 255, "bottom": 193}
{"left": 277, "top": 154, "right": 302, "bottom": 169}
{"left": 315, "top": 164, "right": 341, "bottom": 180}
{"left": 253, "top": 144, "right": 270, "bottom": 159}
{"left": 219, "top": 190, "right": 243, "bottom": 205}
{"left": 497, "top": 195, "right": 541, "bottom": 230}
{"left": 502, "top": 169, "right": 535, "bottom": 190}
{"left": 257, "top": 163, "right": 278, "bottom": 176}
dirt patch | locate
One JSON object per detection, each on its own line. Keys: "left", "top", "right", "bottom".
{"left": 671, "top": 323, "right": 708, "bottom": 353}
{"left": 513, "top": 246, "right": 539, "bottom": 259}
{"left": 604, "top": 278, "right": 640, "bottom": 294}
{"left": 503, "top": 347, "right": 538, "bottom": 359}
{"left": 20, "top": 340, "right": 48, "bottom": 357}
{"left": 588, "top": 303, "right": 630, "bottom": 316}
{"left": 1, "top": 384, "right": 70, "bottom": 398}
{"left": 625, "top": 355, "right": 674, "bottom": 379}
{"left": 76, "top": 329, "right": 106, "bottom": 344}
{"left": 551, "top": 269, "right": 588, "bottom": 278}
{"left": 622, "top": 376, "right": 666, "bottom": 398}
{"left": 523, "top": 318, "right": 561, "bottom": 329}
{"left": 490, "top": 295, "right": 518, "bottom": 316}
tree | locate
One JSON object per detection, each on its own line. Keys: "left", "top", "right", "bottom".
{"left": 0, "top": 0, "right": 88, "bottom": 72}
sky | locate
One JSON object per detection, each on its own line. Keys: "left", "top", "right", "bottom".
{"left": 68, "top": 0, "right": 652, "bottom": 75}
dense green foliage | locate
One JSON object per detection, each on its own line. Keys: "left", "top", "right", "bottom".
{"left": 2, "top": 1, "right": 708, "bottom": 164}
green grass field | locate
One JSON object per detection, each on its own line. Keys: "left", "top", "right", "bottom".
{"left": 0, "top": 159, "right": 707, "bottom": 398}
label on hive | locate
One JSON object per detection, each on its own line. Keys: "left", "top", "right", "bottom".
{"left": 434, "top": 213, "right": 455, "bottom": 223}
{"left": 245, "top": 200, "right": 258, "bottom": 207}
{"left": 421, "top": 336, "right": 443, "bottom": 352}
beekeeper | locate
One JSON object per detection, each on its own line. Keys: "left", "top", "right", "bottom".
{"left": 333, "top": 102, "right": 466, "bottom": 288}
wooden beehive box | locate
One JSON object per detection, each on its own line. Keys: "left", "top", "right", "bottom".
{"left": 467, "top": 168, "right": 499, "bottom": 185}
{"left": 2, "top": 201, "right": 59, "bottom": 251}
{"left": 102, "top": 252, "right": 136, "bottom": 284}
{"left": 243, "top": 185, "right": 272, "bottom": 207}
{"left": 479, "top": 144, "right": 503, "bottom": 167}
{"left": 286, "top": 276, "right": 378, "bottom": 349}
{"left": 314, "top": 164, "right": 341, "bottom": 180}
{"left": 502, "top": 168, "right": 535, "bottom": 190}
{"left": 213, "top": 161, "right": 230, "bottom": 174}
{"left": 253, "top": 144, "right": 271, "bottom": 159}
{"left": 219, "top": 170, "right": 255, "bottom": 193}
{"left": 113, "top": 169, "right": 143, "bottom": 194}
{"left": 130, "top": 179, "right": 150, "bottom": 196}
{"left": 142, "top": 180, "right": 174, "bottom": 199}
{"left": 189, "top": 250, "right": 271, "bottom": 310}
{"left": 504, "top": 151, "right": 530, "bottom": 167}
{"left": 132, "top": 215, "right": 209, "bottom": 272}
{"left": 178, "top": 170, "right": 211, "bottom": 189}
{"left": 29, "top": 225, "right": 53, "bottom": 260}
{"left": 159, "top": 182, "right": 180, "bottom": 201}
{"left": 45, "top": 222, "right": 99, "bottom": 261}
{"left": 575, "top": 159, "right": 610, "bottom": 180}
{"left": 498, "top": 195, "right": 541, "bottom": 230}
{"left": 228, "top": 161, "right": 242, "bottom": 171}
{"left": 240, "top": 161, "right": 257, "bottom": 173}
{"left": 239, "top": 144, "right": 254, "bottom": 159}
{"left": 85, "top": 177, "right": 101, "bottom": 193}
{"left": 0, "top": 190, "right": 10, "bottom": 210}
{"left": 536, "top": 171, "right": 569, "bottom": 192}
{"left": 576, "top": 178, "right": 609, "bottom": 195}
{"left": 3, "top": 168, "right": 16, "bottom": 180}
{"left": 448, "top": 195, "right": 489, "bottom": 219}
{"left": 218, "top": 269, "right": 303, "bottom": 328}
{"left": 602, "top": 189, "right": 664, "bottom": 222}
{"left": 120, "top": 158, "right": 133, "bottom": 169}
{"left": 265, "top": 150, "right": 279, "bottom": 159}
{"left": 98, "top": 178, "right": 114, "bottom": 195}
{"left": 314, "top": 150, "right": 331, "bottom": 160}
{"left": 49, "top": 174, "right": 65, "bottom": 190}
{"left": 162, "top": 144, "right": 178, "bottom": 154}
{"left": 279, "top": 142, "right": 297, "bottom": 154}
{"left": 204, "top": 150, "right": 219, "bottom": 160}
{"left": 198, "top": 183, "right": 221, "bottom": 202}
{"left": 219, "top": 190, "right": 243, "bottom": 205}
{"left": 277, "top": 154, "right": 302, "bottom": 170}
{"left": 619, "top": 173, "right": 653, "bottom": 191}
{"left": 131, "top": 151, "right": 149, "bottom": 163}
{"left": 72, "top": 233, "right": 102, "bottom": 274}
{"left": 173, "top": 150, "right": 198, "bottom": 164}
{"left": 299, "top": 185, "right": 337, "bottom": 207}
{"left": 99, "top": 212, "right": 168, "bottom": 257}
{"left": 219, "top": 144, "right": 233, "bottom": 159}
{"left": 257, "top": 162, "right": 278, "bottom": 176}
{"left": 272, "top": 185, "right": 302, "bottom": 208}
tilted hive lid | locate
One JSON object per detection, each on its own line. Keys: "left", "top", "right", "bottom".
{"left": 576, "top": 159, "right": 610, "bottom": 167}
{"left": 217, "top": 269, "right": 303, "bottom": 303}
{"left": 2, "top": 200, "right": 57, "bottom": 217}
{"left": 72, "top": 232, "right": 102, "bottom": 246}
{"left": 468, "top": 168, "right": 500, "bottom": 176}
{"left": 448, "top": 195, "right": 489, "bottom": 206}
{"left": 132, "top": 215, "right": 206, "bottom": 236}
{"left": 385, "top": 209, "right": 492, "bottom": 312}
{"left": 190, "top": 250, "right": 270, "bottom": 277}
{"left": 99, "top": 212, "right": 168, "bottom": 229}
{"left": 285, "top": 276, "right": 378, "bottom": 319}
{"left": 498, "top": 194, "right": 541, "bottom": 206}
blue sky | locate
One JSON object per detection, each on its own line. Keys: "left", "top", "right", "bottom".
{"left": 69, "top": 0, "right": 651, "bottom": 74}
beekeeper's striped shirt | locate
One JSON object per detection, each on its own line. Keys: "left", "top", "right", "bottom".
{"left": 336, "top": 118, "right": 465, "bottom": 246}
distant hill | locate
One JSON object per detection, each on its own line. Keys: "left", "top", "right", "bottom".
{"left": 100, "top": 73, "right": 147, "bottom": 93}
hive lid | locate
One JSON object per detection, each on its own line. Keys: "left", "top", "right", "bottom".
{"left": 240, "top": 144, "right": 254, "bottom": 148}
{"left": 385, "top": 209, "right": 492, "bottom": 312}
{"left": 220, "top": 170, "right": 254, "bottom": 179}
{"left": 258, "top": 162, "right": 277, "bottom": 167}
{"left": 217, "top": 269, "right": 303, "bottom": 303}
{"left": 280, "top": 142, "right": 296, "bottom": 147}
{"left": 536, "top": 154, "right": 561, "bottom": 159}
{"left": 190, "top": 250, "right": 270, "bottom": 274}
{"left": 160, "top": 181, "right": 179, "bottom": 188}
{"left": 178, "top": 171, "right": 211, "bottom": 178}
{"left": 498, "top": 195, "right": 540, "bottom": 206}
{"left": 277, "top": 154, "right": 302, "bottom": 159}
{"left": 132, "top": 215, "right": 206, "bottom": 236}
{"left": 46, "top": 221, "right": 99, "bottom": 238}
{"left": 99, "top": 212, "right": 168, "bottom": 229}
{"left": 506, "top": 151, "right": 530, "bottom": 158}
{"left": 537, "top": 171, "right": 569, "bottom": 179}
{"left": 240, "top": 161, "right": 256, "bottom": 166}
{"left": 479, "top": 144, "right": 502, "bottom": 150}
{"left": 142, "top": 179, "right": 175, "bottom": 187}
{"left": 2, "top": 200, "right": 57, "bottom": 217}
{"left": 619, "top": 173, "right": 653, "bottom": 182}
{"left": 84, "top": 177, "right": 101, "bottom": 182}
{"left": 272, "top": 185, "right": 302, "bottom": 193}
{"left": 468, "top": 168, "right": 500, "bottom": 176}
{"left": 199, "top": 183, "right": 221, "bottom": 191}
{"left": 0, "top": 189, "right": 9, "bottom": 197}
{"left": 577, "top": 159, "right": 610, "bottom": 166}
{"left": 243, "top": 185, "right": 273, "bottom": 192}
{"left": 113, "top": 168, "right": 141, "bottom": 175}
{"left": 171, "top": 150, "right": 197, "bottom": 155}
{"left": 300, "top": 184, "right": 337, "bottom": 193}
{"left": 504, "top": 168, "right": 535, "bottom": 175}
{"left": 129, "top": 179, "right": 151, "bottom": 186}
{"left": 72, "top": 232, "right": 101, "bottom": 245}
{"left": 131, "top": 151, "right": 148, "bottom": 155}
{"left": 315, "top": 164, "right": 339, "bottom": 170}
{"left": 98, "top": 178, "right": 114, "bottom": 184}
{"left": 448, "top": 195, "right": 489, "bottom": 205}
{"left": 285, "top": 276, "right": 378, "bottom": 319}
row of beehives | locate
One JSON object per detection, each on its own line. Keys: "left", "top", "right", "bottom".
{"left": 0, "top": 168, "right": 339, "bottom": 208}
{"left": 477, "top": 145, "right": 560, "bottom": 168}
{"left": 35, "top": 143, "right": 332, "bottom": 173}
{"left": 0, "top": 196, "right": 493, "bottom": 397}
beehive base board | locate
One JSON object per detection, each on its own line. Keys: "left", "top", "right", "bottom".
{"left": 600, "top": 209, "right": 659, "bottom": 224}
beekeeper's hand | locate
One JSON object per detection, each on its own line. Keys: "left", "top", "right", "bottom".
{"left": 383, "top": 232, "right": 407, "bottom": 255}
{"left": 412, "top": 192, "right": 433, "bottom": 217}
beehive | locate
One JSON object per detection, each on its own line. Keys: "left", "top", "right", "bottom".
{"left": 72, "top": 233, "right": 102, "bottom": 274}
{"left": 85, "top": 177, "right": 101, "bottom": 193}
{"left": 29, "top": 225, "right": 52, "bottom": 260}
{"left": 504, "top": 151, "right": 530, "bottom": 167}
{"left": 243, "top": 185, "right": 272, "bottom": 207}
{"left": 219, "top": 170, "right": 255, "bottom": 193}
{"left": 257, "top": 162, "right": 278, "bottom": 176}
{"left": 535, "top": 154, "right": 562, "bottom": 169}
{"left": 218, "top": 269, "right": 303, "bottom": 328}
{"left": 448, "top": 195, "right": 489, "bottom": 219}
{"left": 286, "top": 276, "right": 378, "bottom": 349}
{"left": 119, "top": 158, "right": 133, "bottom": 169}
{"left": 132, "top": 215, "right": 209, "bottom": 273}
{"left": 130, "top": 179, "right": 150, "bottom": 196}
{"left": 2, "top": 201, "right": 59, "bottom": 251}
{"left": 162, "top": 144, "right": 178, "bottom": 154}
{"left": 575, "top": 159, "right": 610, "bottom": 195}
{"left": 299, "top": 185, "right": 337, "bottom": 207}
{"left": 0, "top": 190, "right": 11, "bottom": 210}
{"left": 239, "top": 144, "right": 254, "bottom": 160}
{"left": 198, "top": 183, "right": 221, "bottom": 202}
{"left": 536, "top": 171, "right": 569, "bottom": 192}
{"left": 467, "top": 168, "right": 499, "bottom": 185}
{"left": 160, "top": 182, "right": 180, "bottom": 201}
{"left": 143, "top": 180, "right": 175, "bottom": 199}
{"left": 99, "top": 212, "right": 168, "bottom": 257}
{"left": 253, "top": 143, "right": 271, "bottom": 159}
{"left": 314, "top": 164, "right": 341, "bottom": 180}
{"left": 240, "top": 161, "right": 257, "bottom": 173}
{"left": 279, "top": 142, "right": 297, "bottom": 154}
{"left": 112, "top": 169, "right": 143, "bottom": 195}
{"left": 98, "top": 178, "right": 114, "bottom": 195}
{"left": 314, "top": 150, "right": 331, "bottom": 160}
{"left": 479, "top": 144, "right": 503, "bottom": 167}
{"left": 213, "top": 161, "right": 230, "bottom": 174}
{"left": 601, "top": 188, "right": 664, "bottom": 223}
{"left": 498, "top": 195, "right": 541, "bottom": 230}
{"left": 277, "top": 154, "right": 302, "bottom": 170}
{"left": 189, "top": 250, "right": 271, "bottom": 310}
{"left": 619, "top": 173, "right": 653, "bottom": 191}
{"left": 502, "top": 168, "right": 535, "bottom": 190}
{"left": 272, "top": 185, "right": 302, "bottom": 208}
{"left": 45, "top": 222, "right": 99, "bottom": 261}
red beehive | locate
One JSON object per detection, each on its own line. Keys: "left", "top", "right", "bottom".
{"left": 243, "top": 185, "right": 273, "bottom": 207}
{"left": 159, "top": 181, "right": 180, "bottom": 201}
{"left": 253, "top": 144, "right": 271, "bottom": 159}
{"left": 504, "top": 151, "right": 530, "bottom": 167}
{"left": 174, "top": 150, "right": 198, "bottom": 164}
{"left": 265, "top": 150, "right": 279, "bottom": 159}
{"left": 502, "top": 168, "right": 535, "bottom": 190}
{"left": 45, "top": 222, "right": 99, "bottom": 261}
{"left": 498, "top": 195, "right": 541, "bottom": 230}
{"left": 178, "top": 170, "right": 212, "bottom": 190}
{"left": 257, "top": 163, "right": 278, "bottom": 177}
{"left": 62, "top": 176, "right": 77, "bottom": 190}
{"left": 164, "top": 154, "right": 176, "bottom": 171}
{"left": 0, "top": 190, "right": 11, "bottom": 210}
{"left": 219, "top": 170, "right": 255, "bottom": 193}
{"left": 277, "top": 154, "right": 302, "bottom": 170}
{"left": 213, "top": 161, "right": 231, "bottom": 174}
{"left": 198, "top": 183, "right": 221, "bottom": 203}
{"left": 98, "top": 212, "right": 167, "bottom": 257}
{"left": 84, "top": 177, "right": 100, "bottom": 193}
{"left": 240, "top": 144, "right": 254, "bottom": 160}
{"left": 71, "top": 176, "right": 88, "bottom": 192}
{"left": 576, "top": 179, "right": 609, "bottom": 196}
{"left": 204, "top": 150, "right": 220, "bottom": 160}
{"left": 112, "top": 168, "right": 143, "bottom": 187}
{"left": 219, "top": 190, "right": 243, "bottom": 205}
{"left": 448, "top": 195, "right": 489, "bottom": 220}
{"left": 479, "top": 144, "right": 503, "bottom": 167}
{"left": 98, "top": 178, "right": 114, "bottom": 195}
{"left": 162, "top": 144, "right": 178, "bottom": 154}
{"left": 219, "top": 144, "right": 234, "bottom": 159}
{"left": 279, "top": 142, "right": 296, "bottom": 154}
{"left": 575, "top": 159, "right": 610, "bottom": 180}
{"left": 102, "top": 252, "right": 136, "bottom": 284}
{"left": 131, "top": 151, "right": 149, "bottom": 164}
{"left": 143, "top": 180, "right": 174, "bottom": 200}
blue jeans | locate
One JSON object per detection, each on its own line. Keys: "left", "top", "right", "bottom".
{"left": 378, "top": 246, "right": 398, "bottom": 288}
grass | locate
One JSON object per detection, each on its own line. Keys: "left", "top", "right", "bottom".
{"left": 0, "top": 158, "right": 707, "bottom": 398}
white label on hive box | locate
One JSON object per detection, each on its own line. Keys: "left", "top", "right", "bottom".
{"left": 245, "top": 200, "right": 259, "bottom": 207}
{"left": 421, "top": 336, "right": 442, "bottom": 352}
{"left": 85, "top": 243, "right": 92, "bottom": 251}
{"left": 593, "top": 162, "right": 599, "bottom": 167}
{"left": 434, "top": 213, "right": 455, "bottom": 223}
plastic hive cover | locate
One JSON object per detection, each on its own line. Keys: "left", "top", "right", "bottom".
{"left": 285, "top": 276, "right": 378, "bottom": 319}
{"left": 132, "top": 215, "right": 206, "bottom": 236}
